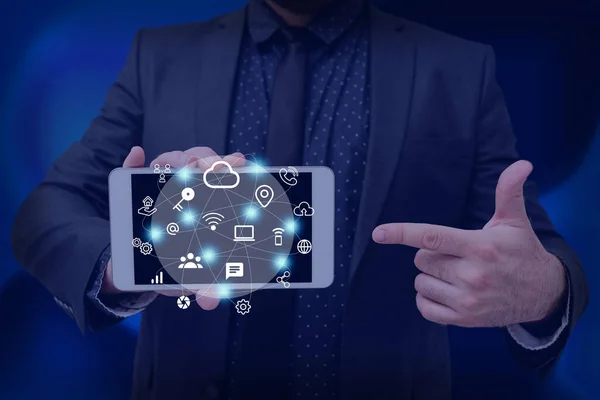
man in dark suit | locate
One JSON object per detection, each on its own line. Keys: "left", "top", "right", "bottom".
{"left": 11, "top": 0, "right": 588, "bottom": 398}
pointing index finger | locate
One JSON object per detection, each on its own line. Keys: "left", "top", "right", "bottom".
{"left": 373, "top": 223, "right": 476, "bottom": 257}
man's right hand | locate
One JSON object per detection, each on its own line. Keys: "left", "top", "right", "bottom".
{"left": 101, "top": 146, "right": 246, "bottom": 310}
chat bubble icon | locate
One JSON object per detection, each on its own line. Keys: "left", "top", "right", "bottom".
{"left": 226, "top": 262, "right": 244, "bottom": 279}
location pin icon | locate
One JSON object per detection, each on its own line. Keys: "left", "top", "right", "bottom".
{"left": 255, "top": 185, "right": 274, "bottom": 208}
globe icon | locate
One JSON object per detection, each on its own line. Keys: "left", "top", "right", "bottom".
{"left": 297, "top": 239, "right": 312, "bottom": 255}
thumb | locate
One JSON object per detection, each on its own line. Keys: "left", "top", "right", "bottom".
{"left": 492, "top": 160, "right": 533, "bottom": 223}
{"left": 123, "top": 146, "right": 145, "bottom": 168}
{"left": 195, "top": 288, "right": 221, "bottom": 311}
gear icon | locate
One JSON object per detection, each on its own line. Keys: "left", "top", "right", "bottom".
{"left": 235, "top": 299, "right": 251, "bottom": 315}
{"left": 132, "top": 238, "right": 142, "bottom": 248}
{"left": 140, "top": 242, "right": 153, "bottom": 256}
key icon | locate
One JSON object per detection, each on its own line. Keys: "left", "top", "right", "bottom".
{"left": 173, "top": 187, "right": 195, "bottom": 211}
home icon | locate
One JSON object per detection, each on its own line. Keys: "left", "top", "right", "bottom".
{"left": 142, "top": 196, "right": 154, "bottom": 208}
{"left": 138, "top": 196, "right": 157, "bottom": 217}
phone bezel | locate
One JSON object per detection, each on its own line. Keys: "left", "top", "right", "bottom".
{"left": 109, "top": 166, "right": 335, "bottom": 292}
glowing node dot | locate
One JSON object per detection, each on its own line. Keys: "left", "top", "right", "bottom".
{"left": 245, "top": 206, "right": 259, "bottom": 220}
{"left": 218, "top": 285, "right": 231, "bottom": 299}
{"left": 275, "top": 256, "right": 288, "bottom": 269}
{"left": 150, "top": 228, "right": 162, "bottom": 241}
{"left": 202, "top": 249, "right": 217, "bottom": 264}
{"left": 285, "top": 220, "right": 296, "bottom": 233}
{"left": 178, "top": 167, "right": 191, "bottom": 180}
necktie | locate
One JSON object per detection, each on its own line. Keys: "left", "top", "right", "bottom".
{"left": 265, "top": 29, "right": 307, "bottom": 166}
{"left": 231, "top": 29, "right": 310, "bottom": 398}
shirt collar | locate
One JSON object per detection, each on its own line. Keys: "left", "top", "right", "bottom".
{"left": 247, "top": 0, "right": 366, "bottom": 45}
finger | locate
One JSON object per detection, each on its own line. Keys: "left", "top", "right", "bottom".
{"left": 182, "top": 147, "right": 220, "bottom": 170}
{"left": 493, "top": 160, "right": 533, "bottom": 224}
{"left": 414, "top": 273, "right": 462, "bottom": 311}
{"left": 197, "top": 296, "right": 220, "bottom": 311}
{"left": 123, "top": 146, "right": 145, "bottom": 168}
{"left": 373, "top": 223, "right": 477, "bottom": 257}
{"left": 151, "top": 151, "right": 189, "bottom": 169}
{"left": 416, "top": 293, "right": 462, "bottom": 325}
{"left": 195, "top": 288, "right": 221, "bottom": 311}
{"left": 222, "top": 152, "right": 246, "bottom": 168}
{"left": 414, "top": 249, "right": 459, "bottom": 284}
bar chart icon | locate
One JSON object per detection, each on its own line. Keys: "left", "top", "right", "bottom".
{"left": 151, "top": 271, "right": 164, "bottom": 284}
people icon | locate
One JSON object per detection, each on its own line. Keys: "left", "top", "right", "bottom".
{"left": 178, "top": 253, "right": 203, "bottom": 269}
{"left": 153, "top": 164, "right": 161, "bottom": 174}
{"left": 159, "top": 174, "right": 166, "bottom": 184}
{"left": 164, "top": 164, "right": 172, "bottom": 174}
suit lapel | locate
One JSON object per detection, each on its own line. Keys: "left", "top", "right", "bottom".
{"left": 193, "top": 8, "right": 246, "bottom": 155}
{"left": 349, "top": 6, "right": 416, "bottom": 281}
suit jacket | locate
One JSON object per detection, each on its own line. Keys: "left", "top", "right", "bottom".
{"left": 11, "top": 4, "right": 588, "bottom": 400}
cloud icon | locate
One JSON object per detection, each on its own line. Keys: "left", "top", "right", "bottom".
{"left": 203, "top": 160, "right": 240, "bottom": 189}
{"left": 293, "top": 201, "right": 314, "bottom": 217}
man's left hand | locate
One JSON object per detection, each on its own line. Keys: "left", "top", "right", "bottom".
{"left": 372, "top": 160, "right": 566, "bottom": 328}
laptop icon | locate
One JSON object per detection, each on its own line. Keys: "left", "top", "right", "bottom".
{"left": 233, "top": 225, "right": 255, "bottom": 242}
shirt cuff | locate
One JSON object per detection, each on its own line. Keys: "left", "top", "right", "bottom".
{"left": 86, "top": 246, "right": 158, "bottom": 319}
{"left": 506, "top": 272, "right": 571, "bottom": 350}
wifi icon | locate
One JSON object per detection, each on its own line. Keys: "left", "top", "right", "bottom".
{"left": 202, "top": 212, "right": 224, "bottom": 231}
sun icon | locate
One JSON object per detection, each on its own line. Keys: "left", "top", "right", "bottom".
{"left": 178, "top": 253, "right": 204, "bottom": 269}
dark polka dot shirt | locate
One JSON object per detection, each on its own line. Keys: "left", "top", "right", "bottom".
{"left": 227, "top": 0, "right": 369, "bottom": 398}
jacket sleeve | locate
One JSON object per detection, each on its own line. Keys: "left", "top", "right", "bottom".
{"left": 461, "top": 45, "right": 589, "bottom": 372}
{"left": 10, "top": 30, "right": 146, "bottom": 333}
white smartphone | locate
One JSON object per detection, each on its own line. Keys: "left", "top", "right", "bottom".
{"left": 108, "top": 165, "right": 335, "bottom": 294}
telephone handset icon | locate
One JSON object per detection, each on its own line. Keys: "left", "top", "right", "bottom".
{"left": 279, "top": 167, "right": 299, "bottom": 187}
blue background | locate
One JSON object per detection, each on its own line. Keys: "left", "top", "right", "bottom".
{"left": 1, "top": 0, "right": 599, "bottom": 398}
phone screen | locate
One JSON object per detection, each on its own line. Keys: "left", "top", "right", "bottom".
{"left": 130, "top": 168, "right": 313, "bottom": 288}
